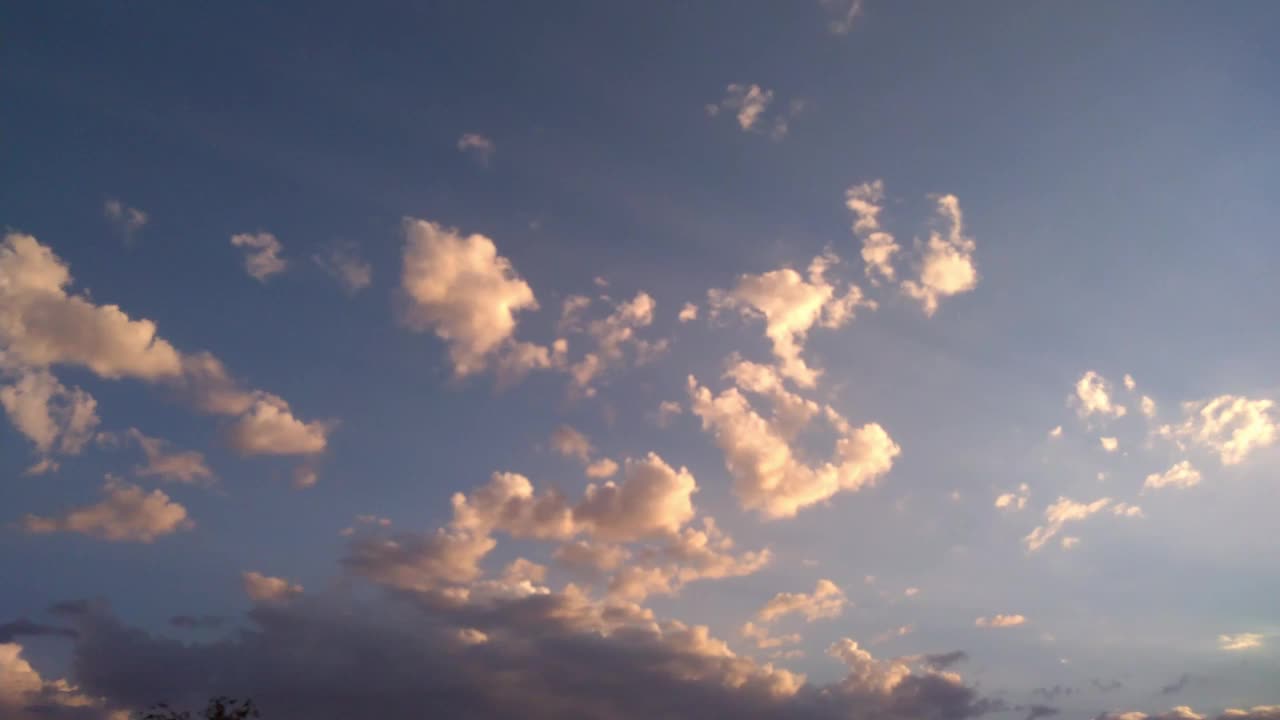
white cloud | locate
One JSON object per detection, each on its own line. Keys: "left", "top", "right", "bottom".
{"left": 708, "top": 253, "right": 873, "bottom": 387}
{"left": 230, "top": 231, "right": 287, "bottom": 282}
{"left": 1218, "top": 632, "right": 1263, "bottom": 651}
{"left": 713, "top": 83, "right": 774, "bottom": 131}
{"left": 845, "top": 180, "right": 900, "bottom": 283}
{"left": 242, "top": 571, "right": 303, "bottom": 602}
{"left": 585, "top": 458, "right": 619, "bottom": 478}
{"left": 313, "top": 240, "right": 372, "bottom": 294}
{"left": 400, "top": 219, "right": 540, "bottom": 377}
{"left": 457, "top": 133, "right": 495, "bottom": 165}
{"left": 21, "top": 477, "right": 192, "bottom": 542}
{"left": 900, "top": 195, "right": 979, "bottom": 316}
{"left": 1060, "top": 537, "right": 1080, "bottom": 549}
{"left": 689, "top": 369, "right": 898, "bottom": 518}
{"left": 975, "top": 614, "right": 1026, "bottom": 628}
{"left": 564, "top": 292, "right": 667, "bottom": 395}
{"left": 103, "top": 198, "right": 148, "bottom": 239}
{"left": 820, "top": 0, "right": 864, "bottom": 34}
{"left": 678, "top": 302, "right": 699, "bottom": 323}
{"left": 1049, "top": 425, "right": 1063, "bottom": 438}
{"left": 0, "top": 232, "right": 183, "bottom": 380}
{"left": 225, "top": 393, "right": 329, "bottom": 456}
{"left": 550, "top": 424, "right": 594, "bottom": 463}
{"left": 741, "top": 621, "right": 802, "bottom": 649}
{"left": 1074, "top": 370, "right": 1127, "bottom": 418}
{"left": 0, "top": 368, "right": 98, "bottom": 465}
{"left": 128, "top": 428, "right": 213, "bottom": 483}
{"left": 607, "top": 518, "right": 771, "bottom": 601}
{"left": 1158, "top": 395, "right": 1276, "bottom": 465}
{"left": 995, "top": 483, "right": 1029, "bottom": 511}
{"left": 1112, "top": 502, "right": 1144, "bottom": 518}
{"left": 553, "top": 539, "right": 631, "bottom": 574}
{"left": 1024, "top": 496, "right": 1115, "bottom": 552}
{"left": 1124, "top": 374, "right": 1137, "bottom": 391}
{"left": 903, "top": 587, "right": 920, "bottom": 597}
{"left": 1101, "top": 436, "right": 1119, "bottom": 452}
{"left": 0, "top": 641, "right": 120, "bottom": 720}
{"left": 826, "top": 638, "right": 911, "bottom": 695}
{"left": 1144, "top": 460, "right": 1201, "bottom": 491}
{"left": 756, "top": 579, "right": 847, "bottom": 623}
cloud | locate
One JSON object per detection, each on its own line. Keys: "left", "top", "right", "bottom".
{"left": 1218, "top": 632, "right": 1263, "bottom": 651}
{"left": 1096, "top": 707, "right": 1280, "bottom": 720}
{"left": 1100, "top": 436, "right": 1119, "bottom": 452}
{"left": 708, "top": 254, "right": 873, "bottom": 387}
{"left": 1143, "top": 461, "right": 1201, "bottom": 491}
{"left": 1024, "top": 497, "right": 1115, "bottom": 552}
{"left": 457, "top": 133, "right": 495, "bottom": 165}
{"left": 656, "top": 400, "right": 683, "bottom": 427}
{"left": 1124, "top": 374, "right": 1137, "bottom": 391}
{"left": 678, "top": 302, "right": 699, "bottom": 323}
{"left": 550, "top": 424, "right": 594, "bottom": 463}
{"left": 312, "top": 240, "right": 372, "bottom": 294}
{"left": 564, "top": 292, "right": 667, "bottom": 396}
{"left": 1023, "top": 704, "right": 1061, "bottom": 720}
{"left": 1158, "top": 395, "right": 1276, "bottom": 465}
{"left": 103, "top": 198, "right": 148, "bottom": 240}
{"left": 1073, "top": 371, "right": 1127, "bottom": 419}
{"left": 127, "top": 428, "right": 213, "bottom": 483}
{"left": 819, "top": 0, "right": 864, "bottom": 34}
{"left": 20, "top": 477, "right": 193, "bottom": 542}
{"left": 230, "top": 232, "right": 287, "bottom": 282}
{"left": 399, "top": 219, "right": 540, "bottom": 377}
{"left": 1141, "top": 396, "right": 1157, "bottom": 417}
{"left": 688, "top": 365, "right": 898, "bottom": 518}
{"left": 42, "top": 585, "right": 997, "bottom": 720}
{"left": 242, "top": 572, "right": 303, "bottom": 603}
{"left": 168, "top": 615, "right": 225, "bottom": 631}
{"left": 0, "top": 641, "right": 122, "bottom": 720}
{"left": 0, "top": 235, "right": 331, "bottom": 458}
{"left": 0, "top": 368, "right": 99, "bottom": 469}
{"left": 0, "top": 232, "right": 183, "bottom": 380}
{"left": 974, "top": 614, "right": 1026, "bottom": 628}
{"left": 756, "top": 579, "right": 847, "bottom": 623}
{"left": 710, "top": 83, "right": 774, "bottom": 131}
{"left": 225, "top": 393, "right": 329, "bottom": 456}
{"left": 1160, "top": 673, "right": 1192, "bottom": 696}
{"left": 741, "top": 621, "right": 802, "bottom": 649}
{"left": 0, "top": 620, "right": 77, "bottom": 643}
{"left": 995, "top": 483, "right": 1029, "bottom": 511}
{"left": 900, "top": 195, "right": 979, "bottom": 316}
{"left": 553, "top": 540, "right": 630, "bottom": 575}
{"left": 585, "top": 458, "right": 619, "bottom": 478}
{"left": 845, "top": 180, "right": 900, "bottom": 283}
{"left": 923, "top": 651, "right": 969, "bottom": 670}
{"left": 1049, "top": 425, "right": 1063, "bottom": 438}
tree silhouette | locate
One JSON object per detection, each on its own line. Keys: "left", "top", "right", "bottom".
{"left": 139, "top": 697, "right": 259, "bottom": 720}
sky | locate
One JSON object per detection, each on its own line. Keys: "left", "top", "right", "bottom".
{"left": 1, "top": 2, "right": 1279, "bottom": 719}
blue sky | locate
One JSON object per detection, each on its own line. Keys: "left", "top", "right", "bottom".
{"left": 2, "top": 2, "right": 1278, "bottom": 719}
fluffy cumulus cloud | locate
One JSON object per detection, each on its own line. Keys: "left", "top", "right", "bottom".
{"left": 0, "top": 234, "right": 331, "bottom": 459}
{"left": 1157, "top": 395, "right": 1277, "bottom": 465}
{"left": 0, "top": 367, "right": 99, "bottom": 471}
{"left": 242, "top": 572, "right": 303, "bottom": 603}
{"left": 230, "top": 231, "right": 287, "bottom": 282}
{"left": 23, "top": 578, "right": 996, "bottom": 720}
{"left": 312, "top": 240, "right": 372, "bottom": 294}
{"left": 550, "top": 425, "right": 620, "bottom": 478}
{"left": 708, "top": 253, "right": 873, "bottom": 388}
{"left": 0, "top": 232, "right": 183, "bottom": 380}
{"left": 0, "top": 641, "right": 125, "bottom": 720}
{"left": 562, "top": 291, "right": 668, "bottom": 396}
{"left": 1143, "top": 461, "right": 1201, "bottom": 491}
{"left": 127, "top": 428, "right": 213, "bottom": 483}
{"left": 400, "top": 219, "right": 542, "bottom": 377}
{"left": 900, "top": 195, "right": 979, "bottom": 316}
{"left": 845, "top": 180, "right": 900, "bottom": 284}
{"left": 1100, "top": 436, "right": 1119, "bottom": 452}
{"left": 975, "top": 614, "right": 1027, "bottom": 628}
{"left": 678, "top": 302, "right": 699, "bottom": 322}
{"left": 741, "top": 621, "right": 802, "bottom": 650}
{"left": 1074, "top": 371, "right": 1127, "bottom": 419}
{"left": 689, "top": 362, "right": 898, "bottom": 518}
{"left": 756, "top": 579, "right": 847, "bottom": 623}
{"left": 21, "top": 477, "right": 192, "bottom": 542}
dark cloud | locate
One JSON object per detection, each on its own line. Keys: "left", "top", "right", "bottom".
{"left": 1022, "top": 704, "right": 1061, "bottom": 720}
{"left": 168, "top": 615, "right": 226, "bottom": 631}
{"left": 0, "top": 618, "right": 77, "bottom": 642}
{"left": 1032, "top": 685, "right": 1074, "bottom": 701}
{"left": 46, "top": 588, "right": 998, "bottom": 720}
{"left": 1091, "top": 678, "right": 1124, "bottom": 693}
{"left": 1158, "top": 673, "right": 1192, "bottom": 696}
{"left": 923, "top": 650, "right": 969, "bottom": 670}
